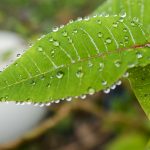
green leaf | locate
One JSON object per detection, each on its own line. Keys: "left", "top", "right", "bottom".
{"left": 129, "top": 65, "right": 150, "bottom": 119}
{"left": 94, "top": 0, "right": 150, "bottom": 34}
{"left": 0, "top": 15, "right": 149, "bottom": 103}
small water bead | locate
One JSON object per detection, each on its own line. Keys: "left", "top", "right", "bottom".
{"left": 99, "top": 62, "right": 104, "bottom": 71}
{"left": 119, "top": 17, "right": 124, "bottom": 23}
{"left": 31, "top": 80, "right": 36, "bottom": 86}
{"left": 49, "top": 37, "right": 53, "bottom": 42}
{"left": 104, "top": 88, "right": 110, "bottom": 94}
{"left": 77, "top": 17, "right": 82, "bottom": 21}
{"left": 105, "top": 38, "right": 112, "bottom": 44}
{"left": 56, "top": 71, "right": 64, "bottom": 79}
{"left": 136, "top": 52, "right": 143, "bottom": 59}
{"left": 80, "top": 95, "right": 86, "bottom": 99}
{"left": 112, "top": 22, "right": 118, "bottom": 28}
{"left": 111, "top": 85, "right": 116, "bottom": 90}
{"left": 76, "top": 69, "right": 84, "bottom": 78}
{"left": 116, "top": 80, "right": 122, "bottom": 85}
{"left": 69, "top": 19, "right": 73, "bottom": 24}
{"left": 46, "top": 102, "right": 51, "bottom": 106}
{"left": 131, "top": 21, "right": 136, "bottom": 26}
{"left": 98, "top": 32, "right": 103, "bottom": 38}
{"left": 62, "top": 31, "right": 68, "bottom": 37}
{"left": 114, "top": 60, "right": 121, "bottom": 68}
{"left": 119, "top": 11, "right": 126, "bottom": 18}
{"left": 102, "top": 80, "right": 107, "bottom": 86}
{"left": 55, "top": 100, "right": 60, "bottom": 103}
{"left": 88, "top": 87, "right": 95, "bottom": 95}
{"left": 84, "top": 16, "right": 90, "bottom": 21}
{"left": 53, "top": 41, "right": 60, "bottom": 47}
{"left": 41, "top": 75, "right": 45, "bottom": 80}
{"left": 73, "top": 29, "right": 78, "bottom": 34}
{"left": 123, "top": 28, "right": 127, "bottom": 32}
{"left": 17, "top": 53, "right": 21, "bottom": 57}
{"left": 66, "top": 97, "right": 72, "bottom": 101}
{"left": 88, "top": 61, "right": 93, "bottom": 68}
{"left": 133, "top": 17, "right": 139, "bottom": 23}
{"left": 47, "top": 83, "right": 51, "bottom": 88}
{"left": 96, "top": 19, "right": 102, "bottom": 24}
{"left": 37, "top": 46, "right": 43, "bottom": 52}
{"left": 52, "top": 27, "right": 59, "bottom": 32}
{"left": 123, "top": 72, "right": 129, "bottom": 78}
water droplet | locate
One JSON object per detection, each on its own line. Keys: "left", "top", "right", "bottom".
{"left": 66, "top": 97, "right": 72, "bottom": 101}
{"left": 77, "top": 17, "right": 82, "bottom": 21}
{"left": 136, "top": 52, "right": 143, "bottom": 59}
{"left": 98, "top": 32, "right": 103, "bottom": 38}
{"left": 116, "top": 80, "right": 122, "bottom": 85}
{"left": 56, "top": 71, "right": 64, "bottom": 79}
{"left": 99, "top": 63, "right": 104, "bottom": 71}
{"left": 47, "top": 83, "right": 51, "bottom": 88}
{"left": 55, "top": 100, "right": 60, "bottom": 103}
{"left": 102, "top": 80, "right": 107, "bottom": 86}
{"left": 31, "top": 80, "right": 36, "bottom": 86}
{"left": 53, "top": 41, "right": 59, "bottom": 47}
{"left": 76, "top": 69, "right": 84, "bottom": 78}
{"left": 62, "top": 31, "right": 68, "bottom": 37}
{"left": 73, "top": 29, "right": 78, "bottom": 34}
{"left": 119, "top": 11, "right": 126, "bottom": 18}
{"left": 88, "top": 87, "right": 95, "bottom": 95}
{"left": 111, "top": 85, "right": 116, "bottom": 90}
{"left": 49, "top": 37, "right": 53, "bottom": 42}
{"left": 38, "top": 46, "right": 43, "bottom": 52}
{"left": 97, "top": 19, "right": 102, "bottom": 24}
{"left": 131, "top": 21, "right": 136, "bottom": 26}
{"left": 123, "top": 72, "right": 129, "bottom": 78}
{"left": 84, "top": 16, "right": 90, "bottom": 21}
{"left": 52, "top": 27, "right": 59, "bottom": 32}
{"left": 88, "top": 61, "right": 93, "bottom": 67}
{"left": 104, "top": 88, "right": 110, "bottom": 94}
{"left": 46, "top": 102, "right": 51, "bottom": 106}
{"left": 80, "top": 95, "right": 86, "bottom": 99}
{"left": 17, "top": 53, "right": 21, "bottom": 57}
{"left": 123, "top": 28, "right": 127, "bottom": 32}
{"left": 114, "top": 60, "right": 121, "bottom": 67}
{"left": 112, "top": 22, "right": 118, "bottom": 28}
{"left": 106, "top": 38, "right": 112, "bottom": 44}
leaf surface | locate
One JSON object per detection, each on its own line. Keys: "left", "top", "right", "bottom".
{"left": 0, "top": 16, "right": 150, "bottom": 103}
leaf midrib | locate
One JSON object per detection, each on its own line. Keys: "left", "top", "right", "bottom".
{"left": 0, "top": 42, "right": 149, "bottom": 91}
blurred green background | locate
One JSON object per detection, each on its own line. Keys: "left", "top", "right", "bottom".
{"left": 0, "top": 0, "right": 150, "bottom": 150}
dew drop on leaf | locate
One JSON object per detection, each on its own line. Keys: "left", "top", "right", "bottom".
{"left": 88, "top": 87, "right": 95, "bottom": 95}
{"left": 114, "top": 60, "right": 121, "bottom": 67}
{"left": 106, "top": 38, "right": 112, "bottom": 44}
{"left": 76, "top": 69, "right": 84, "bottom": 78}
{"left": 37, "top": 46, "right": 43, "bottom": 52}
{"left": 102, "top": 80, "right": 107, "bottom": 86}
{"left": 53, "top": 41, "right": 60, "bottom": 47}
{"left": 99, "top": 62, "right": 104, "bottom": 71}
{"left": 98, "top": 32, "right": 103, "bottom": 38}
{"left": 56, "top": 71, "right": 64, "bottom": 79}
